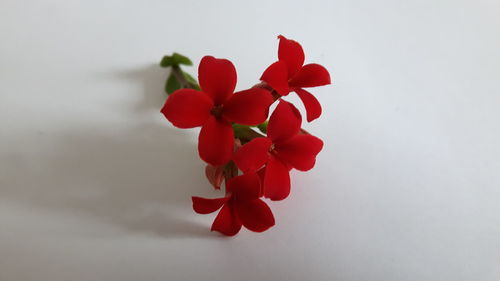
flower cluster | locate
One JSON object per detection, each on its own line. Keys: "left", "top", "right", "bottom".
{"left": 161, "top": 35, "right": 331, "bottom": 236}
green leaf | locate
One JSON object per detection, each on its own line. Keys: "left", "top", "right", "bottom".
{"left": 173, "top": 53, "right": 193, "bottom": 65}
{"left": 160, "top": 52, "right": 193, "bottom": 67}
{"left": 183, "top": 71, "right": 201, "bottom": 90}
{"left": 165, "top": 73, "right": 181, "bottom": 94}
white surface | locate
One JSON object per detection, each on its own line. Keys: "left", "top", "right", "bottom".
{"left": 1, "top": 0, "right": 499, "bottom": 280}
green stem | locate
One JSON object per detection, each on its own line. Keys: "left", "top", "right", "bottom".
{"left": 171, "top": 65, "right": 198, "bottom": 89}
{"left": 233, "top": 124, "right": 266, "bottom": 143}
{"left": 223, "top": 161, "right": 238, "bottom": 184}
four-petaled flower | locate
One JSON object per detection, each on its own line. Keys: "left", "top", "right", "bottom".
{"left": 261, "top": 35, "right": 331, "bottom": 122}
{"left": 232, "top": 100, "right": 324, "bottom": 201}
{"left": 192, "top": 173, "right": 275, "bottom": 236}
{"left": 162, "top": 56, "right": 273, "bottom": 166}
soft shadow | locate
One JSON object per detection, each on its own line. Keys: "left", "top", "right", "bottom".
{"left": 1, "top": 64, "right": 223, "bottom": 239}
{"left": 115, "top": 64, "right": 171, "bottom": 113}
{"left": 3, "top": 123, "right": 222, "bottom": 239}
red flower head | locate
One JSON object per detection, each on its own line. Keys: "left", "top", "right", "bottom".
{"left": 260, "top": 35, "right": 331, "bottom": 122}
{"left": 162, "top": 56, "right": 274, "bottom": 166}
{"left": 192, "top": 173, "right": 275, "bottom": 236}
{"left": 232, "top": 101, "right": 324, "bottom": 200}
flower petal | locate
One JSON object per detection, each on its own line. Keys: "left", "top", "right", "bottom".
{"left": 275, "top": 135, "right": 324, "bottom": 171}
{"left": 211, "top": 202, "right": 242, "bottom": 236}
{"left": 198, "top": 116, "right": 234, "bottom": 165}
{"left": 294, "top": 88, "right": 322, "bottom": 122}
{"left": 222, "top": 88, "right": 273, "bottom": 125}
{"left": 205, "top": 164, "right": 224, "bottom": 189}
{"left": 226, "top": 173, "right": 261, "bottom": 201}
{"left": 192, "top": 196, "right": 229, "bottom": 214}
{"left": 267, "top": 100, "right": 302, "bottom": 143}
{"left": 277, "top": 35, "right": 305, "bottom": 78}
{"left": 260, "top": 61, "right": 290, "bottom": 96}
{"left": 198, "top": 56, "right": 237, "bottom": 105}
{"left": 256, "top": 167, "right": 266, "bottom": 197}
{"left": 161, "top": 89, "right": 213, "bottom": 128}
{"left": 289, "top": 63, "right": 331, "bottom": 88}
{"left": 263, "top": 157, "right": 291, "bottom": 201}
{"left": 233, "top": 137, "right": 272, "bottom": 173}
{"left": 235, "top": 199, "right": 275, "bottom": 232}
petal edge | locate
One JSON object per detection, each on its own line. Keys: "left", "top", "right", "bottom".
{"left": 161, "top": 89, "right": 213, "bottom": 128}
{"left": 198, "top": 56, "right": 237, "bottom": 105}
{"left": 198, "top": 116, "right": 234, "bottom": 165}
{"left": 294, "top": 88, "right": 322, "bottom": 122}
{"left": 289, "top": 63, "right": 331, "bottom": 88}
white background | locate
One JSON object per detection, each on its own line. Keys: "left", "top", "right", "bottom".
{"left": 1, "top": 0, "right": 499, "bottom": 280}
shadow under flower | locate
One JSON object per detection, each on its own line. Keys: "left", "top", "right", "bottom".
{"left": 1, "top": 64, "right": 223, "bottom": 239}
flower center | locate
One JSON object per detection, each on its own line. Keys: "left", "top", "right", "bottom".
{"left": 211, "top": 105, "right": 224, "bottom": 118}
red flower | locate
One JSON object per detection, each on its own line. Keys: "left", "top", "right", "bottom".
{"left": 232, "top": 101, "right": 323, "bottom": 200}
{"left": 162, "top": 56, "right": 274, "bottom": 166}
{"left": 192, "top": 173, "right": 275, "bottom": 236}
{"left": 260, "top": 35, "right": 331, "bottom": 122}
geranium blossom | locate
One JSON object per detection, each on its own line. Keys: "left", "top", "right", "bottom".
{"left": 233, "top": 101, "right": 323, "bottom": 200}
{"left": 260, "top": 35, "right": 331, "bottom": 122}
{"left": 162, "top": 56, "right": 273, "bottom": 165}
{"left": 192, "top": 173, "right": 275, "bottom": 236}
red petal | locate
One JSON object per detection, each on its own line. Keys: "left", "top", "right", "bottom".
{"left": 260, "top": 61, "right": 290, "bottom": 96}
{"left": 222, "top": 88, "right": 273, "bottom": 125}
{"left": 235, "top": 199, "right": 275, "bottom": 232}
{"left": 161, "top": 89, "right": 213, "bottom": 128}
{"left": 226, "top": 173, "right": 261, "bottom": 201}
{"left": 256, "top": 167, "right": 266, "bottom": 197}
{"left": 211, "top": 202, "right": 242, "bottom": 236}
{"left": 198, "top": 56, "right": 237, "bottom": 105}
{"left": 263, "top": 157, "right": 291, "bottom": 201}
{"left": 267, "top": 100, "right": 302, "bottom": 143}
{"left": 205, "top": 164, "right": 224, "bottom": 189}
{"left": 277, "top": 35, "right": 305, "bottom": 78}
{"left": 198, "top": 116, "right": 234, "bottom": 165}
{"left": 294, "top": 88, "right": 322, "bottom": 122}
{"left": 233, "top": 137, "right": 272, "bottom": 173}
{"left": 192, "top": 196, "right": 229, "bottom": 214}
{"left": 275, "top": 135, "right": 324, "bottom": 171}
{"left": 289, "top": 64, "right": 331, "bottom": 88}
